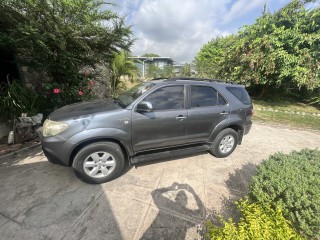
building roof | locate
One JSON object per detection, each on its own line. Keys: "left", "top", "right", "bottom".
{"left": 129, "top": 56, "right": 174, "bottom": 63}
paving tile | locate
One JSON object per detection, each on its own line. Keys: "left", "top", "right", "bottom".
{"left": 135, "top": 206, "right": 201, "bottom": 240}
{"left": 64, "top": 192, "right": 148, "bottom": 240}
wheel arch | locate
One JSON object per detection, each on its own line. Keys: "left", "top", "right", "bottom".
{"left": 227, "top": 124, "right": 244, "bottom": 144}
{"left": 209, "top": 123, "right": 244, "bottom": 145}
{"left": 69, "top": 138, "right": 129, "bottom": 167}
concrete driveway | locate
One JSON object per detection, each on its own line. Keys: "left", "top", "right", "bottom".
{"left": 0, "top": 123, "right": 319, "bottom": 240}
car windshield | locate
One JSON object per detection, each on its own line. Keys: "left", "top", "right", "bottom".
{"left": 117, "top": 82, "right": 156, "bottom": 107}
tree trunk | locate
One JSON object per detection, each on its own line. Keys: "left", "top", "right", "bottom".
{"left": 259, "top": 84, "right": 269, "bottom": 98}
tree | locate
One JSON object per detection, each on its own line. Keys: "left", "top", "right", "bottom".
{"left": 195, "top": 35, "right": 236, "bottom": 79}
{"left": 145, "top": 64, "right": 174, "bottom": 79}
{"left": 195, "top": 0, "right": 320, "bottom": 98}
{"left": 162, "top": 65, "right": 175, "bottom": 78}
{"left": 142, "top": 53, "right": 160, "bottom": 57}
{"left": 180, "top": 63, "right": 192, "bottom": 77}
{"left": 0, "top": 0, "right": 133, "bottom": 97}
{"left": 146, "top": 64, "right": 161, "bottom": 79}
{"left": 109, "top": 51, "right": 138, "bottom": 96}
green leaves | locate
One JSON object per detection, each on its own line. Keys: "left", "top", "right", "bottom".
{"left": 0, "top": 0, "right": 133, "bottom": 112}
{"left": 109, "top": 51, "right": 138, "bottom": 96}
{"left": 206, "top": 199, "right": 303, "bottom": 240}
{"left": 0, "top": 0, "right": 133, "bottom": 83}
{"left": 0, "top": 81, "right": 40, "bottom": 120}
{"left": 195, "top": 0, "right": 320, "bottom": 97}
{"left": 250, "top": 149, "right": 320, "bottom": 238}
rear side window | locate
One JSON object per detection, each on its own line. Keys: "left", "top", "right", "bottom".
{"left": 191, "top": 86, "right": 226, "bottom": 108}
{"left": 226, "top": 87, "right": 251, "bottom": 105}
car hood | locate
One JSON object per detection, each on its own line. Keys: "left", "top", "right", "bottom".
{"left": 49, "top": 98, "right": 122, "bottom": 121}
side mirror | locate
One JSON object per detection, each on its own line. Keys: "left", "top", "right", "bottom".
{"left": 136, "top": 101, "right": 153, "bottom": 112}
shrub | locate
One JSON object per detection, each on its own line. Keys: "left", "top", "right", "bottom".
{"left": 206, "top": 199, "right": 302, "bottom": 240}
{"left": 43, "top": 73, "right": 94, "bottom": 110}
{"left": 0, "top": 81, "right": 40, "bottom": 120}
{"left": 250, "top": 149, "right": 320, "bottom": 238}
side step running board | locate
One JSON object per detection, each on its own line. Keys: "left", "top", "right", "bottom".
{"left": 131, "top": 145, "right": 209, "bottom": 165}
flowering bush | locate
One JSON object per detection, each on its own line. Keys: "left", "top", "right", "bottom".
{"left": 44, "top": 73, "right": 94, "bottom": 109}
{"left": 53, "top": 88, "right": 60, "bottom": 94}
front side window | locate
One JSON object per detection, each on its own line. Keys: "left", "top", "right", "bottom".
{"left": 118, "top": 82, "right": 156, "bottom": 107}
{"left": 191, "top": 86, "right": 226, "bottom": 108}
{"left": 143, "top": 85, "right": 184, "bottom": 111}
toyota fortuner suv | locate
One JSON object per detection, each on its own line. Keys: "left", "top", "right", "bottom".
{"left": 41, "top": 78, "right": 253, "bottom": 183}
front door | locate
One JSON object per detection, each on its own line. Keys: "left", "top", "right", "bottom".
{"left": 132, "top": 85, "right": 187, "bottom": 152}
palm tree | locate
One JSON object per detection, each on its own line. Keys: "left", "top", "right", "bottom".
{"left": 181, "top": 63, "right": 192, "bottom": 77}
{"left": 109, "top": 51, "right": 138, "bottom": 96}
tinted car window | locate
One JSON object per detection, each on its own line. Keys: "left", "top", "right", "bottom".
{"left": 143, "top": 85, "right": 184, "bottom": 111}
{"left": 226, "top": 87, "right": 251, "bottom": 105}
{"left": 191, "top": 86, "right": 226, "bottom": 108}
{"left": 118, "top": 82, "right": 156, "bottom": 107}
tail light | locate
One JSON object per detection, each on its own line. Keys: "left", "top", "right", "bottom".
{"left": 247, "top": 108, "right": 254, "bottom": 116}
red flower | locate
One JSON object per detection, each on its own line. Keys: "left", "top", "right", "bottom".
{"left": 53, "top": 88, "right": 60, "bottom": 94}
{"left": 78, "top": 90, "right": 83, "bottom": 96}
{"left": 89, "top": 80, "right": 94, "bottom": 86}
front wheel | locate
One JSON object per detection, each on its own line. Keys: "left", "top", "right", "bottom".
{"left": 210, "top": 128, "right": 238, "bottom": 158}
{"left": 72, "top": 142, "right": 125, "bottom": 184}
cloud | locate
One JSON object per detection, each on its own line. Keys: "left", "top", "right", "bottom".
{"left": 223, "top": 0, "right": 266, "bottom": 23}
{"left": 112, "top": 0, "right": 283, "bottom": 63}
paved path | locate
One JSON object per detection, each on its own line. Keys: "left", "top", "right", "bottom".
{"left": 0, "top": 123, "right": 319, "bottom": 240}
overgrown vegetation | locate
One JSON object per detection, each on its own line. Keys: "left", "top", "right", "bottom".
{"left": 146, "top": 64, "right": 175, "bottom": 79}
{"left": 195, "top": 0, "right": 320, "bottom": 104}
{"left": 206, "top": 149, "right": 320, "bottom": 239}
{"left": 109, "top": 51, "right": 138, "bottom": 96}
{"left": 250, "top": 149, "right": 320, "bottom": 238}
{"left": 206, "top": 199, "right": 303, "bottom": 240}
{"left": 0, "top": 81, "right": 41, "bottom": 120}
{"left": 0, "top": 0, "right": 133, "bottom": 115}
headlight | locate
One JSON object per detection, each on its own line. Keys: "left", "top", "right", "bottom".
{"left": 43, "top": 119, "right": 69, "bottom": 137}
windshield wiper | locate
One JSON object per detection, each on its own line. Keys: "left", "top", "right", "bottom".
{"left": 112, "top": 97, "right": 125, "bottom": 107}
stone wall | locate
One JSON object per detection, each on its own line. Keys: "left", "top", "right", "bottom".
{"left": 20, "top": 66, "right": 49, "bottom": 92}
{"left": 0, "top": 121, "right": 10, "bottom": 139}
{"left": 85, "top": 64, "right": 111, "bottom": 99}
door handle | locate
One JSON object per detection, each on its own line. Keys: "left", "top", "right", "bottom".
{"left": 176, "top": 115, "right": 187, "bottom": 120}
{"left": 220, "top": 111, "right": 229, "bottom": 115}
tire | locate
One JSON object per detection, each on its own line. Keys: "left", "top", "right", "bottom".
{"left": 72, "top": 142, "right": 125, "bottom": 184}
{"left": 210, "top": 128, "right": 238, "bottom": 158}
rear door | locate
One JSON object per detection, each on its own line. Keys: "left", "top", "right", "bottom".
{"left": 132, "top": 85, "right": 187, "bottom": 152}
{"left": 186, "top": 85, "right": 230, "bottom": 143}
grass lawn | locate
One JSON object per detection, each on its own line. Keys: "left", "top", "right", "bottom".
{"left": 252, "top": 99, "right": 320, "bottom": 131}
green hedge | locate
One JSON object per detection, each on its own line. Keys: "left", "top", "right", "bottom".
{"left": 250, "top": 149, "right": 320, "bottom": 238}
{"left": 206, "top": 199, "right": 302, "bottom": 240}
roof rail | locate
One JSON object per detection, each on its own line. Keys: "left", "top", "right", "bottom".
{"left": 150, "top": 77, "right": 169, "bottom": 81}
{"left": 164, "top": 77, "right": 236, "bottom": 84}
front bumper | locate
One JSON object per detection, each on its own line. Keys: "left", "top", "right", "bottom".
{"left": 41, "top": 135, "right": 73, "bottom": 166}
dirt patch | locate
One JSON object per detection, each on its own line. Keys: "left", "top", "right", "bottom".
{"left": 0, "top": 136, "right": 40, "bottom": 157}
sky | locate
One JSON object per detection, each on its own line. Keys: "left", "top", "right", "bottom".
{"left": 110, "top": 0, "right": 292, "bottom": 64}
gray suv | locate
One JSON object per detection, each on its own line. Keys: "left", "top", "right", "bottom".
{"left": 41, "top": 78, "right": 253, "bottom": 183}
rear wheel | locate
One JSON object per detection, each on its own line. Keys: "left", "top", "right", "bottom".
{"left": 210, "top": 128, "right": 238, "bottom": 158}
{"left": 72, "top": 142, "right": 125, "bottom": 184}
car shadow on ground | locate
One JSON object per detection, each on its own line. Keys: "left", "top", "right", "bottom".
{"left": 1, "top": 146, "right": 206, "bottom": 240}
{"left": 0, "top": 146, "right": 124, "bottom": 240}
{"left": 133, "top": 151, "right": 208, "bottom": 168}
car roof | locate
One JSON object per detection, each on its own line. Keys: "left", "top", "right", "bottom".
{"left": 149, "top": 77, "right": 241, "bottom": 87}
